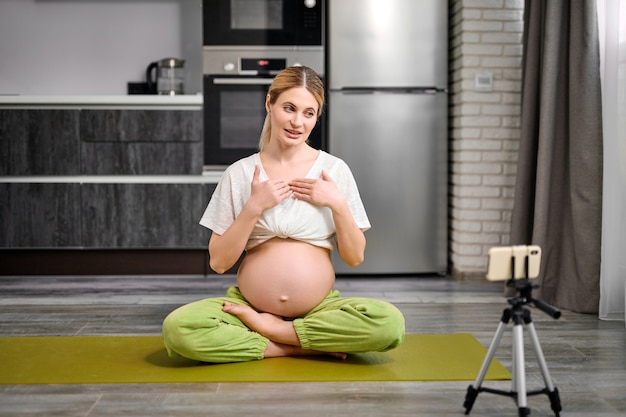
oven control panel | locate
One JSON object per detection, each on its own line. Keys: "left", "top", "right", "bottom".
{"left": 203, "top": 47, "right": 324, "bottom": 76}
{"left": 240, "top": 58, "right": 287, "bottom": 75}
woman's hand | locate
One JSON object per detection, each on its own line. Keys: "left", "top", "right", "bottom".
{"left": 289, "top": 170, "right": 344, "bottom": 210}
{"left": 291, "top": 170, "right": 366, "bottom": 267}
{"left": 209, "top": 165, "right": 290, "bottom": 274}
{"left": 246, "top": 165, "right": 292, "bottom": 215}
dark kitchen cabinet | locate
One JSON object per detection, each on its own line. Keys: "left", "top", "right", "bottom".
{"left": 0, "top": 182, "right": 215, "bottom": 249}
{"left": 0, "top": 108, "right": 203, "bottom": 176}
{"left": 80, "top": 109, "right": 203, "bottom": 175}
{"left": 0, "top": 182, "right": 81, "bottom": 247}
{"left": 81, "top": 141, "right": 203, "bottom": 175}
{"left": 81, "top": 183, "right": 214, "bottom": 248}
{"left": 0, "top": 110, "right": 80, "bottom": 175}
{"left": 0, "top": 106, "right": 214, "bottom": 250}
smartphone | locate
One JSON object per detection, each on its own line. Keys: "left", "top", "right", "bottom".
{"left": 486, "top": 245, "right": 542, "bottom": 281}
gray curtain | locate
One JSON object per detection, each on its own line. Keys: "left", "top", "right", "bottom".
{"left": 511, "top": 0, "right": 603, "bottom": 313}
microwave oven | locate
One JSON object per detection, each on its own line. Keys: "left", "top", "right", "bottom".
{"left": 203, "top": 0, "right": 324, "bottom": 46}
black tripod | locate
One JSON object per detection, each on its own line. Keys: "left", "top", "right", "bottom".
{"left": 463, "top": 270, "right": 563, "bottom": 416}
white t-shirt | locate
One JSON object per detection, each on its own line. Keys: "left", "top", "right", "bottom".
{"left": 199, "top": 151, "right": 370, "bottom": 251}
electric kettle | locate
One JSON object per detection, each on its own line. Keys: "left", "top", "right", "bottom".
{"left": 146, "top": 58, "right": 186, "bottom": 95}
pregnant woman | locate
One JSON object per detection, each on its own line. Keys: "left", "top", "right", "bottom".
{"left": 162, "top": 66, "right": 405, "bottom": 363}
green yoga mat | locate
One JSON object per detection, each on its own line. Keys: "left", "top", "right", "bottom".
{"left": 0, "top": 333, "right": 510, "bottom": 385}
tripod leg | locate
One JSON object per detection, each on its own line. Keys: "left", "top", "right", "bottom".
{"left": 527, "top": 322, "right": 562, "bottom": 416}
{"left": 527, "top": 322, "right": 555, "bottom": 391}
{"left": 464, "top": 319, "right": 509, "bottom": 415}
{"left": 473, "top": 321, "right": 508, "bottom": 389}
{"left": 512, "top": 323, "right": 530, "bottom": 416}
{"left": 510, "top": 332, "right": 516, "bottom": 392}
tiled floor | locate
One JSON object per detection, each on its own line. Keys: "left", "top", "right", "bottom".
{"left": 0, "top": 274, "right": 624, "bottom": 416}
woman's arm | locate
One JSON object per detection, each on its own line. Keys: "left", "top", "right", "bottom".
{"left": 328, "top": 197, "right": 366, "bottom": 267}
{"left": 289, "top": 170, "right": 366, "bottom": 267}
{"left": 209, "top": 165, "right": 292, "bottom": 273}
{"left": 208, "top": 205, "right": 261, "bottom": 274}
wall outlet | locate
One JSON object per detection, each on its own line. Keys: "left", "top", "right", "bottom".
{"left": 474, "top": 71, "right": 493, "bottom": 92}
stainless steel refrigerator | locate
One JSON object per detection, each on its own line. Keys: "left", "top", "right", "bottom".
{"left": 328, "top": 0, "right": 448, "bottom": 274}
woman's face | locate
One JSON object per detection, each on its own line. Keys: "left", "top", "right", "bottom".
{"left": 266, "top": 86, "right": 319, "bottom": 149}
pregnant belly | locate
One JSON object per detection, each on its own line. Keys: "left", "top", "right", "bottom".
{"left": 237, "top": 238, "right": 335, "bottom": 318}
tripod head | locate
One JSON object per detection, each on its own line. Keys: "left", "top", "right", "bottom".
{"left": 506, "top": 278, "right": 561, "bottom": 320}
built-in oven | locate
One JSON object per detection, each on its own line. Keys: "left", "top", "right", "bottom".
{"left": 203, "top": 73, "right": 325, "bottom": 168}
{"left": 202, "top": 49, "right": 325, "bottom": 168}
{"left": 203, "top": 0, "right": 324, "bottom": 47}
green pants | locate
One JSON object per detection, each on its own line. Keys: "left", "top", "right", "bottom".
{"left": 162, "top": 286, "right": 405, "bottom": 363}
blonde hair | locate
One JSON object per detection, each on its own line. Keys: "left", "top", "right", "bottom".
{"left": 259, "top": 66, "right": 325, "bottom": 151}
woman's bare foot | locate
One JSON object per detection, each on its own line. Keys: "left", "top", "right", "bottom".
{"left": 223, "top": 301, "right": 347, "bottom": 360}
{"left": 222, "top": 301, "right": 287, "bottom": 338}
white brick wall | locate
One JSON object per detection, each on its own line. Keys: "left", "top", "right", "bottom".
{"left": 448, "top": 0, "right": 524, "bottom": 279}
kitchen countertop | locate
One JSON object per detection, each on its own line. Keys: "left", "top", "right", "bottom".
{"left": 0, "top": 173, "right": 223, "bottom": 184}
{"left": 0, "top": 95, "right": 203, "bottom": 110}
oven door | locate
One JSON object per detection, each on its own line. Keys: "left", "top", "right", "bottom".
{"left": 203, "top": 0, "right": 323, "bottom": 46}
{"left": 204, "top": 75, "right": 325, "bottom": 168}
